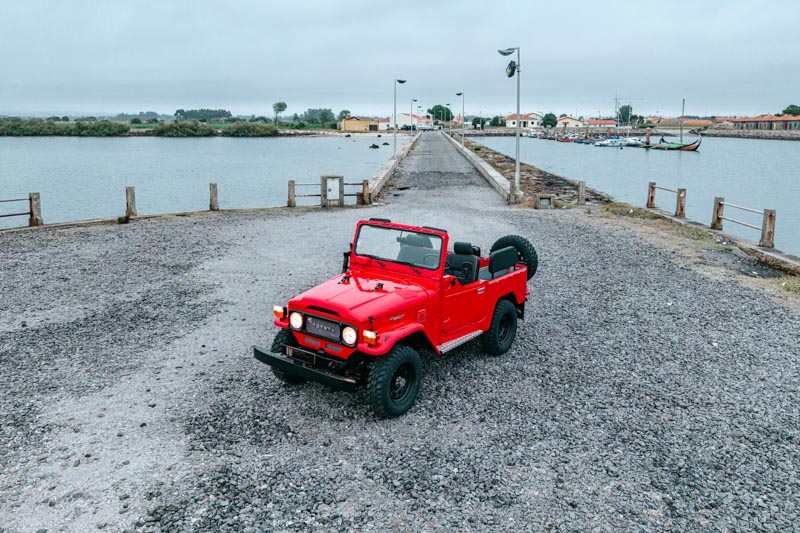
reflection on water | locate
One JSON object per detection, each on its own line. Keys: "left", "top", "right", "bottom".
{"left": 471, "top": 135, "right": 800, "bottom": 255}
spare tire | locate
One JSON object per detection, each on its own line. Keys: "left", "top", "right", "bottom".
{"left": 490, "top": 235, "right": 538, "bottom": 279}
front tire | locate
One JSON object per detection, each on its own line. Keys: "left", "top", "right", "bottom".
{"left": 270, "top": 329, "right": 306, "bottom": 385}
{"left": 481, "top": 300, "right": 518, "bottom": 356}
{"left": 366, "top": 346, "right": 422, "bottom": 417}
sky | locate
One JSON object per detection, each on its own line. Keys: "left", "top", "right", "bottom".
{"left": 1, "top": 0, "right": 798, "bottom": 119}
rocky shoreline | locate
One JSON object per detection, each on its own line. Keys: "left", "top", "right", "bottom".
{"left": 691, "top": 129, "right": 800, "bottom": 141}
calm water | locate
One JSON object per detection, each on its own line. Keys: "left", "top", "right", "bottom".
{"left": 471, "top": 135, "right": 800, "bottom": 255}
{"left": 0, "top": 135, "right": 407, "bottom": 229}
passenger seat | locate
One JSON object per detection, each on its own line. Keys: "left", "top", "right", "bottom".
{"left": 479, "top": 246, "right": 518, "bottom": 280}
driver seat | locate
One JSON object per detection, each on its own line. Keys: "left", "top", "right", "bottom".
{"left": 445, "top": 242, "right": 479, "bottom": 285}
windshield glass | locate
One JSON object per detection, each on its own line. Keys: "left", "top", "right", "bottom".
{"left": 355, "top": 225, "right": 443, "bottom": 270}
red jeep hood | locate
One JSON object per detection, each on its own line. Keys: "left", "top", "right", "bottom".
{"left": 290, "top": 272, "right": 429, "bottom": 323}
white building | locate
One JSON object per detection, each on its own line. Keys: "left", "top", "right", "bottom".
{"left": 557, "top": 116, "right": 583, "bottom": 128}
{"left": 389, "top": 113, "right": 432, "bottom": 130}
{"left": 504, "top": 113, "right": 542, "bottom": 128}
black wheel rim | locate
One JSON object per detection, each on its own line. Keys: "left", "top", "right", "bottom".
{"left": 390, "top": 362, "right": 415, "bottom": 403}
{"left": 498, "top": 313, "right": 513, "bottom": 344}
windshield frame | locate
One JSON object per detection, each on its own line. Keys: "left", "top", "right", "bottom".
{"left": 353, "top": 223, "right": 445, "bottom": 272}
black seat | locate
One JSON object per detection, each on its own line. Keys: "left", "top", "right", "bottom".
{"left": 479, "top": 246, "right": 517, "bottom": 280}
{"left": 396, "top": 234, "right": 435, "bottom": 266}
{"left": 446, "top": 242, "right": 479, "bottom": 285}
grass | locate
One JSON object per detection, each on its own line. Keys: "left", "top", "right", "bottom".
{"left": 773, "top": 276, "right": 800, "bottom": 297}
{"left": 602, "top": 202, "right": 661, "bottom": 220}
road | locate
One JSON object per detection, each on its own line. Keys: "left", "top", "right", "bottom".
{"left": 1, "top": 131, "right": 799, "bottom": 531}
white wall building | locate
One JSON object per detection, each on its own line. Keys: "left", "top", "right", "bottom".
{"left": 504, "top": 113, "right": 542, "bottom": 128}
{"left": 389, "top": 113, "right": 432, "bottom": 130}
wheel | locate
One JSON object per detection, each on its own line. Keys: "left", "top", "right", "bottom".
{"left": 490, "top": 235, "right": 538, "bottom": 279}
{"left": 270, "top": 329, "right": 306, "bottom": 385}
{"left": 481, "top": 300, "right": 518, "bottom": 356}
{"left": 366, "top": 345, "right": 422, "bottom": 417}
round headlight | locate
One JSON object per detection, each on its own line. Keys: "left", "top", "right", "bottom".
{"left": 342, "top": 326, "right": 358, "bottom": 346}
{"left": 289, "top": 312, "right": 303, "bottom": 330}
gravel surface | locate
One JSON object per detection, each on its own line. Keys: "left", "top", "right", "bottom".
{"left": 1, "top": 131, "right": 799, "bottom": 531}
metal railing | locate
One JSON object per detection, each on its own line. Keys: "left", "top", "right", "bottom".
{"left": 647, "top": 182, "right": 686, "bottom": 218}
{"left": 0, "top": 193, "right": 43, "bottom": 227}
{"left": 712, "top": 197, "right": 775, "bottom": 248}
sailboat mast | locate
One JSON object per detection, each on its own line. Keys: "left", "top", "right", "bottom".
{"left": 680, "top": 98, "right": 685, "bottom": 145}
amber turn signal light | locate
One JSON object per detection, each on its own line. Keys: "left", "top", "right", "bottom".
{"left": 273, "top": 306, "right": 286, "bottom": 319}
{"left": 363, "top": 330, "right": 378, "bottom": 346}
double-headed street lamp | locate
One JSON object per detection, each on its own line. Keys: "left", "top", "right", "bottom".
{"left": 456, "top": 92, "right": 465, "bottom": 147}
{"left": 394, "top": 79, "right": 406, "bottom": 155}
{"left": 499, "top": 47, "right": 521, "bottom": 200}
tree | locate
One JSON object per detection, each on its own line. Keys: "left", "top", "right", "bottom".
{"left": 47, "top": 116, "right": 61, "bottom": 121}
{"left": 61, "top": 116, "right": 69, "bottom": 122}
{"left": 130, "top": 117, "right": 142, "bottom": 124}
{"left": 490, "top": 115, "right": 503, "bottom": 127}
{"left": 427, "top": 104, "right": 453, "bottom": 122}
{"left": 558, "top": 113, "right": 567, "bottom": 118}
{"left": 292, "top": 113, "right": 300, "bottom": 122}
{"left": 173, "top": 109, "right": 231, "bottom": 121}
{"left": 618, "top": 105, "right": 632, "bottom": 124}
{"left": 472, "top": 117, "right": 487, "bottom": 128}
{"left": 337, "top": 110, "right": 351, "bottom": 121}
{"left": 273, "top": 101, "right": 287, "bottom": 124}
{"left": 542, "top": 113, "right": 557, "bottom": 128}
{"left": 782, "top": 104, "right": 800, "bottom": 116}
{"left": 319, "top": 109, "right": 335, "bottom": 123}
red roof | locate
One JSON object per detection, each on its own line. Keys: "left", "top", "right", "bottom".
{"left": 680, "top": 119, "right": 713, "bottom": 126}
{"left": 503, "top": 113, "right": 541, "bottom": 121}
{"left": 586, "top": 119, "right": 616, "bottom": 125}
{"left": 732, "top": 115, "right": 800, "bottom": 123}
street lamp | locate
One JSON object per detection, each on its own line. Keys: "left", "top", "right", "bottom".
{"left": 456, "top": 92, "right": 465, "bottom": 147}
{"left": 411, "top": 98, "right": 417, "bottom": 132}
{"left": 499, "top": 47, "right": 521, "bottom": 200}
{"left": 394, "top": 79, "right": 406, "bottom": 155}
{"left": 447, "top": 103, "right": 451, "bottom": 133}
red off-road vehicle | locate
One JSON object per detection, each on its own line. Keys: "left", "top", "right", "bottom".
{"left": 254, "top": 218, "right": 537, "bottom": 417}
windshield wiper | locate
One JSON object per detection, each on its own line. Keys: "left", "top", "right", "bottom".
{"left": 394, "top": 260, "right": 422, "bottom": 274}
{"left": 361, "top": 254, "right": 386, "bottom": 267}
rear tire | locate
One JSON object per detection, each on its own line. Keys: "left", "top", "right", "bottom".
{"left": 491, "top": 235, "right": 538, "bottom": 279}
{"left": 270, "top": 329, "right": 306, "bottom": 385}
{"left": 366, "top": 346, "right": 422, "bottom": 417}
{"left": 481, "top": 299, "right": 518, "bottom": 356}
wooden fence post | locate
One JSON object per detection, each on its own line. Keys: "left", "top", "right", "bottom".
{"left": 209, "top": 182, "right": 219, "bottom": 211}
{"left": 125, "top": 186, "right": 137, "bottom": 217}
{"left": 675, "top": 188, "right": 686, "bottom": 218}
{"left": 711, "top": 197, "right": 724, "bottom": 230}
{"left": 287, "top": 180, "right": 296, "bottom": 207}
{"left": 508, "top": 181, "right": 517, "bottom": 205}
{"left": 360, "top": 180, "right": 370, "bottom": 205}
{"left": 320, "top": 176, "right": 328, "bottom": 207}
{"left": 760, "top": 209, "right": 776, "bottom": 248}
{"left": 577, "top": 181, "right": 586, "bottom": 205}
{"left": 28, "top": 192, "right": 43, "bottom": 227}
{"left": 646, "top": 181, "right": 656, "bottom": 208}
{"left": 338, "top": 177, "right": 345, "bottom": 207}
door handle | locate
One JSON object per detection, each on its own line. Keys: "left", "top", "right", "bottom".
{"left": 477, "top": 287, "right": 485, "bottom": 294}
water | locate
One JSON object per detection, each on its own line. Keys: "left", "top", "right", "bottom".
{"left": 0, "top": 135, "right": 407, "bottom": 229}
{"left": 470, "top": 135, "right": 800, "bottom": 255}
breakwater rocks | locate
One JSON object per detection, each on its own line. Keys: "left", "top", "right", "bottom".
{"left": 696, "top": 129, "right": 800, "bottom": 141}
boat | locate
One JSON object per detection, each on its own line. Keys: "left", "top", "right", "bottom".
{"left": 650, "top": 136, "right": 701, "bottom": 151}
{"left": 594, "top": 138, "right": 625, "bottom": 147}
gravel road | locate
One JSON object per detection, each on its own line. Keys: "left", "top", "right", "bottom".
{"left": 2, "top": 131, "right": 799, "bottom": 531}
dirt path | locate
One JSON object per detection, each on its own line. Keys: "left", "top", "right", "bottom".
{"left": 1, "top": 131, "right": 799, "bottom": 531}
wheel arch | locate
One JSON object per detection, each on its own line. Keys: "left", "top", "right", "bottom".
{"left": 498, "top": 291, "right": 525, "bottom": 319}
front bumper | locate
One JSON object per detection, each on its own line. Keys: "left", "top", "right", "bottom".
{"left": 253, "top": 345, "right": 358, "bottom": 392}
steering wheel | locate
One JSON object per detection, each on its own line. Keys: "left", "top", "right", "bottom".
{"left": 421, "top": 253, "right": 439, "bottom": 267}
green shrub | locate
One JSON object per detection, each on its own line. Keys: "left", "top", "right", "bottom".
{"left": 0, "top": 117, "right": 128, "bottom": 136}
{"left": 130, "top": 117, "right": 142, "bottom": 124}
{"left": 154, "top": 120, "right": 216, "bottom": 137}
{"left": 222, "top": 122, "right": 279, "bottom": 137}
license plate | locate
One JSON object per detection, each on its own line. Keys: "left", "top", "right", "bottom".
{"left": 287, "top": 346, "right": 314, "bottom": 364}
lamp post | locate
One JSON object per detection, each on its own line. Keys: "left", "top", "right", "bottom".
{"left": 411, "top": 98, "right": 417, "bottom": 132}
{"left": 393, "top": 79, "right": 406, "bottom": 155}
{"left": 456, "top": 92, "right": 465, "bottom": 147}
{"left": 499, "top": 47, "right": 521, "bottom": 200}
{"left": 447, "top": 103, "right": 452, "bottom": 133}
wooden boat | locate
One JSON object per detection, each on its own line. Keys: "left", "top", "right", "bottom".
{"left": 650, "top": 136, "right": 701, "bottom": 151}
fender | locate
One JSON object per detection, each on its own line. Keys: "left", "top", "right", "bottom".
{"left": 358, "top": 322, "right": 436, "bottom": 356}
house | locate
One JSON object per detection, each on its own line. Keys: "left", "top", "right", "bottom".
{"left": 503, "top": 113, "right": 542, "bottom": 128}
{"left": 679, "top": 119, "right": 713, "bottom": 128}
{"left": 556, "top": 116, "right": 582, "bottom": 128}
{"left": 391, "top": 113, "right": 432, "bottom": 129}
{"left": 712, "top": 117, "right": 736, "bottom": 129}
{"left": 585, "top": 119, "right": 617, "bottom": 128}
{"left": 377, "top": 118, "right": 391, "bottom": 131}
{"left": 339, "top": 117, "right": 379, "bottom": 132}
{"left": 731, "top": 115, "right": 800, "bottom": 131}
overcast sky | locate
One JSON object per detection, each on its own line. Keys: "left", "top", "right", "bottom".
{"left": 1, "top": 0, "right": 798, "bottom": 118}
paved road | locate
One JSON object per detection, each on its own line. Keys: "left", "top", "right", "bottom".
{"left": 1, "top": 132, "right": 799, "bottom": 531}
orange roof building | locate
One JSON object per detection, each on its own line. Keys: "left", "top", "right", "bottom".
{"left": 731, "top": 114, "right": 800, "bottom": 130}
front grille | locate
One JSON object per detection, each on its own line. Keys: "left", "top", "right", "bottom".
{"left": 305, "top": 315, "right": 340, "bottom": 342}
